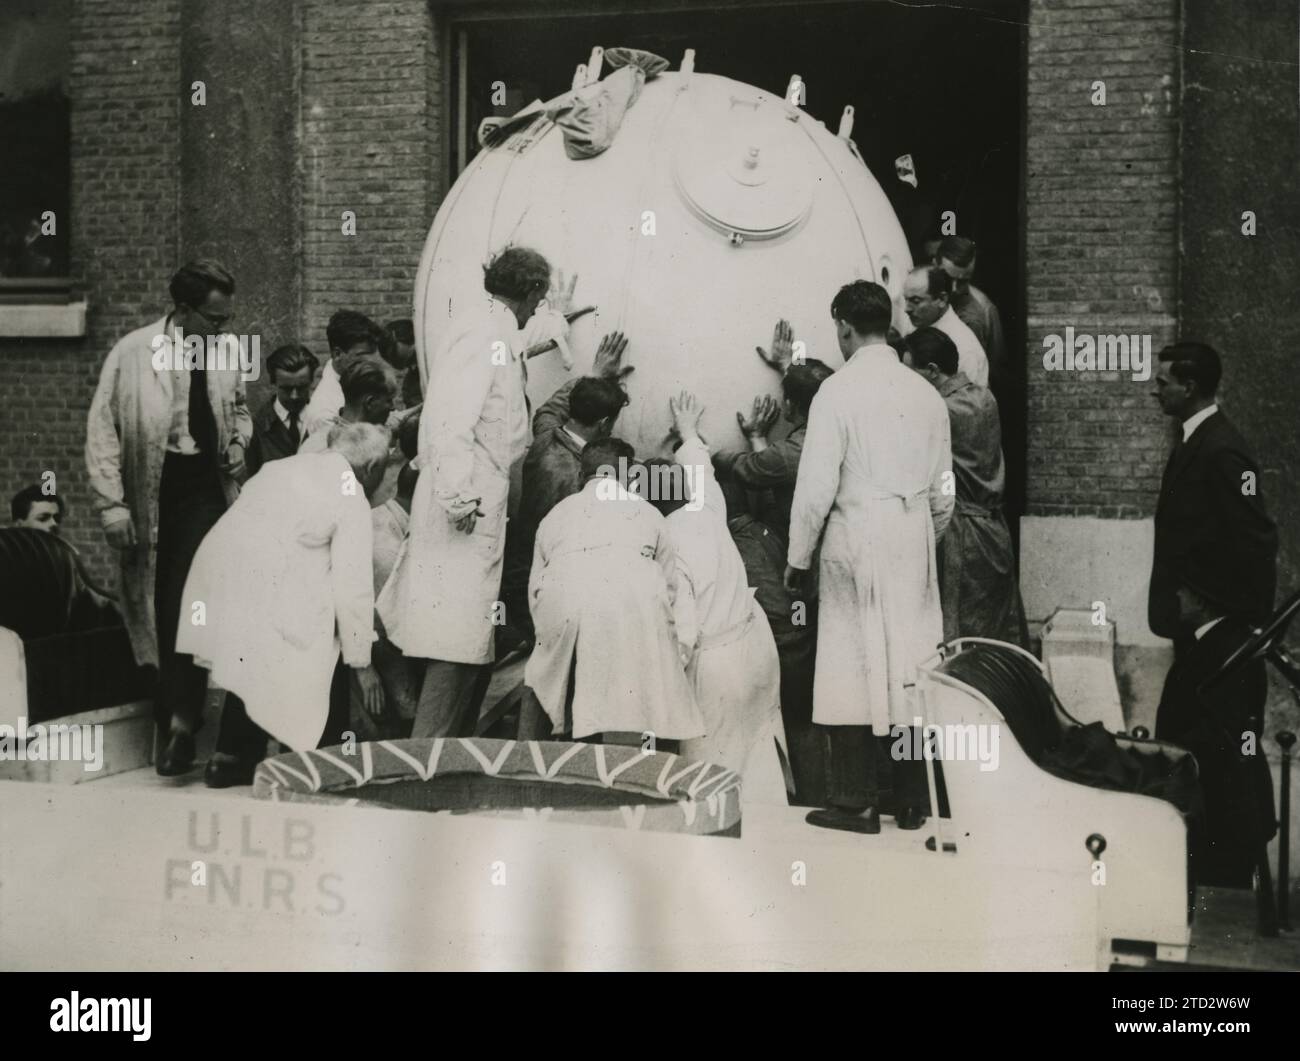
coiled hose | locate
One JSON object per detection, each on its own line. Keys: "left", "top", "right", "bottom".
{"left": 937, "top": 642, "right": 1070, "bottom": 762}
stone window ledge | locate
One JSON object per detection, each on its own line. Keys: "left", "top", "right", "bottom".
{"left": 0, "top": 280, "right": 86, "bottom": 338}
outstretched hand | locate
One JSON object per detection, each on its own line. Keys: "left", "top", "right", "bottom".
{"left": 593, "top": 330, "right": 633, "bottom": 381}
{"left": 547, "top": 270, "right": 595, "bottom": 320}
{"left": 737, "top": 394, "right": 780, "bottom": 438}
{"left": 756, "top": 318, "right": 795, "bottom": 373}
{"left": 669, "top": 390, "right": 704, "bottom": 438}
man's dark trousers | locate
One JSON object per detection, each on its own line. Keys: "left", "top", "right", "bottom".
{"left": 153, "top": 451, "right": 226, "bottom": 736}
{"left": 216, "top": 658, "right": 354, "bottom": 763}
{"left": 821, "top": 725, "right": 932, "bottom": 815}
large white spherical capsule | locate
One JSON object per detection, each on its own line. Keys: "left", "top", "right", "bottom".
{"left": 414, "top": 65, "right": 912, "bottom": 456}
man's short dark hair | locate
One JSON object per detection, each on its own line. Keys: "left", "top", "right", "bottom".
{"left": 904, "top": 327, "right": 960, "bottom": 376}
{"left": 483, "top": 247, "right": 551, "bottom": 302}
{"left": 1158, "top": 341, "right": 1221, "bottom": 398}
{"left": 386, "top": 319, "right": 415, "bottom": 346}
{"left": 397, "top": 411, "right": 421, "bottom": 461}
{"left": 641, "top": 457, "right": 690, "bottom": 518}
{"left": 340, "top": 357, "right": 396, "bottom": 405}
{"left": 580, "top": 436, "right": 634, "bottom": 482}
{"left": 916, "top": 265, "right": 953, "bottom": 298}
{"left": 569, "top": 377, "right": 629, "bottom": 427}
{"left": 169, "top": 259, "right": 235, "bottom": 308}
{"left": 911, "top": 234, "right": 943, "bottom": 265}
{"left": 11, "top": 484, "right": 64, "bottom": 522}
{"left": 378, "top": 319, "right": 416, "bottom": 370}
{"left": 830, "top": 280, "right": 893, "bottom": 336}
{"left": 886, "top": 327, "right": 906, "bottom": 361}
{"left": 266, "top": 343, "right": 319, "bottom": 381}
{"left": 781, "top": 359, "right": 834, "bottom": 417}
{"left": 327, "top": 309, "right": 383, "bottom": 354}
{"left": 937, "top": 235, "right": 977, "bottom": 269}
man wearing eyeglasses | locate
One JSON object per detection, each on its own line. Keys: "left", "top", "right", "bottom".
{"left": 86, "top": 259, "right": 252, "bottom": 776}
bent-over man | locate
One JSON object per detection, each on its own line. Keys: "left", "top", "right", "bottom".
{"left": 902, "top": 326, "right": 1026, "bottom": 646}
{"left": 522, "top": 438, "right": 703, "bottom": 746}
{"left": 647, "top": 392, "right": 789, "bottom": 803}
{"left": 179, "top": 423, "right": 389, "bottom": 785}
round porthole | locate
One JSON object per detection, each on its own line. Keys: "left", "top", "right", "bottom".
{"left": 878, "top": 254, "right": 898, "bottom": 295}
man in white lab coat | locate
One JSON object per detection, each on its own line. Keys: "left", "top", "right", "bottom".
{"left": 523, "top": 437, "right": 703, "bottom": 745}
{"left": 649, "top": 392, "right": 789, "bottom": 804}
{"left": 378, "top": 247, "right": 572, "bottom": 738}
{"left": 903, "top": 265, "right": 988, "bottom": 389}
{"left": 85, "top": 259, "right": 252, "bottom": 776}
{"left": 786, "top": 280, "right": 954, "bottom": 835}
{"left": 178, "top": 423, "right": 390, "bottom": 784}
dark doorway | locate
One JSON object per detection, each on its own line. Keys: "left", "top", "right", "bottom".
{"left": 447, "top": 0, "right": 1027, "bottom": 524}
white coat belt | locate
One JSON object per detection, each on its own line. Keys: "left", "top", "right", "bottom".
{"left": 867, "top": 486, "right": 930, "bottom": 512}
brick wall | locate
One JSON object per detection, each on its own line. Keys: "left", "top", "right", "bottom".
{"left": 1, "top": 1, "right": 1200, "bottom": 572}
{"left": 300, "top": 0, "right": 443, "bottom": 354}
{"left": 0, "top": 0, "right": 181, "bottom": 586}
{"left": 0, "top": 0, "right": 445, "bottom": 585}
{"left": 1181, "top": 0, "right": 1300, "bottom": 613}
{"left": 1024, "top": 0, "right": 1180, "bottom": 518}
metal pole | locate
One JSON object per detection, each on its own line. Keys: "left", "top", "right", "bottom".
{"left": 1278, "top": 730, "right": 1295, "bottom": 930}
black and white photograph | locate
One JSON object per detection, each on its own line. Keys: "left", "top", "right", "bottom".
{"left": 1, "top": 0, "right": 1297, "bottom": 1011}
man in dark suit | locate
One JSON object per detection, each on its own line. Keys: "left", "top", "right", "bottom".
{"left": 1155, "top": 553, "right": 1277, "bottom": 887}
{"left": 1149, "top": 341, "right": 1277, "bottom": 649}
{"left": 246, "top": 344, "right": 319, "bottom": 477}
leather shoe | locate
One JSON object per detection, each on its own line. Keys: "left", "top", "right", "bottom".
{"left": 204, "top": 756, "right": 257, "bottom": 789}
{"left": 805, "top": 806, "right": 881, "bottom": 834}
{"left": 156, "top": 731, "right": 196, "bottom": 777}
{"left": 895, "top": 806, "right": 927, "bottom": 831}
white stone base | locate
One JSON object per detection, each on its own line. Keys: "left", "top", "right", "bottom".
{"left": 1020, "top": 514, "right": 1166, "bottom": 648}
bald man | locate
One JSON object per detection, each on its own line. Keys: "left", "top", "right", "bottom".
{"left": 903, "top": 265, "right": 988, "bottom": 389}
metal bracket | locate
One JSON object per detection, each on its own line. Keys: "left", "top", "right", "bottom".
{"left": 585, "top": 46, "right": 604, "bottom": 86}
{"left": 838, "top": 104, "right": 855, "bottom": 139}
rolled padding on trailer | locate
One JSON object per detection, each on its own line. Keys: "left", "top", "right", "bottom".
{"left": 253, "top": 737, "right": 744, "bottom": 837}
